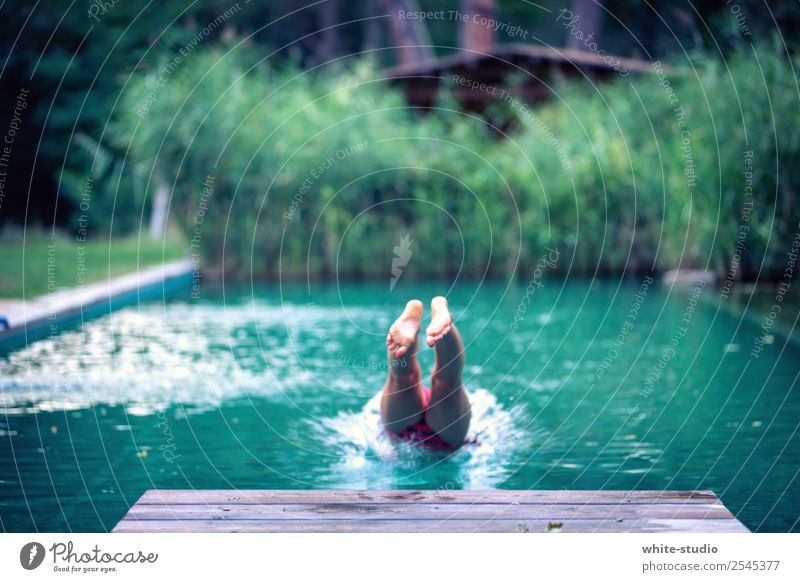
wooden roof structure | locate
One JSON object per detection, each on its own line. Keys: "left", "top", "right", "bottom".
{"left": 382, "top": 43, "right": 654, "bottom": 110}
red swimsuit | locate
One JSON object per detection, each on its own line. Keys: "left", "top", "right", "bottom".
{"left": 387, "top": 386, "right": 475, "bottom": 451}
{"left": 392, "top": 420, "right": 460, "bottom": 451}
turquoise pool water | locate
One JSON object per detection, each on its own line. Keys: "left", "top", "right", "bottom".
{"left": 1, "top": 281, "right": 798, "bottom": 532}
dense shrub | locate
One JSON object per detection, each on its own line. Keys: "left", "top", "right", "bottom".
{"left": 115, "top": 44, "right": 800, "bottom": 281}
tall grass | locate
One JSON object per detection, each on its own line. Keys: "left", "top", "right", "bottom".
{"left": 115, "top": 44, "right": 800, "bottom": 281}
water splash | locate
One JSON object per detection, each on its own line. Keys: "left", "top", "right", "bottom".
{"left": 308, "top": 388, "right": 536, "bottom": 489}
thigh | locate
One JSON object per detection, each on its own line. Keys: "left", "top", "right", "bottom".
{"left": 423, "top": 382, "right": 471, "bottom": 447}
{"left": 379, "top": 371, "right": 428, "bottom": 433}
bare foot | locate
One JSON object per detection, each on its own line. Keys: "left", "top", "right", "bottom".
{"left": 386, "top": 299, "right": 423, "bottom": 357}
{"left": 426, "top": 296, "right": 452, "bottom": 347}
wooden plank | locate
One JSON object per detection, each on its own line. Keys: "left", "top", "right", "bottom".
{"left": 136, "top": 489, "right": 720, "bottom": 506}
{"left": 122, "top": 502, "right": 736, "bottom": 521}
{"left": 114, "top": 490, "right": 749, "bottom": 533}
{"left": 112, "top": 518, "right": 749, "bottom": 533}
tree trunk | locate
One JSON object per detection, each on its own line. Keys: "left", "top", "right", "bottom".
{"left": 317, "top": 0, "right": 341, "bottom": 60}
{"left": 149, "top": 181, "right": 169, "bottom": 240}
{"left": 363, "top": 0, "right": 382, "bottom": 54}
{"left": 381, "top": 0, "right": 434, "bottom": 66}
{"left": 459, "top": 0, "right": 497, "bottom": 53}
{"left": 566, "top": 0, "right": 604, "bottom": 50}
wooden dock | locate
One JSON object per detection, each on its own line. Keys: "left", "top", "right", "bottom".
{"left": 113, "top": 490, "right": 749, "bottom": 533}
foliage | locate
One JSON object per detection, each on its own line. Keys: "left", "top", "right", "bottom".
{"left": 114, "top": 43, "right": 800, "bottom": 281}
{"left": 4, "top": 0, "right": 800, "bottom": 234}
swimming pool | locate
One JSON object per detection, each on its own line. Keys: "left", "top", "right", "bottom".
{"left": 1, "top": 280, "right": 798, "bottom": 532}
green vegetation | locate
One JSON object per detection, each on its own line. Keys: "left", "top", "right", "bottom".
{"left": 4, "top": 1, "right": 799, "bottom": 283}
{"left": 0, "top": 232, "right": 186, "bottom": 298}
{"left": 112, "top": 44, "right": 800, "bottom": 281}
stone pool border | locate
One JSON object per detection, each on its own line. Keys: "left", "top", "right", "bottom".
{"left": 0, "top": 259, "right": 193, "bottom": 351}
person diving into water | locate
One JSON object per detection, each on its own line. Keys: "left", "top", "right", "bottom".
{"left": 380, "top": 296, "right": 472, "bottom": 451}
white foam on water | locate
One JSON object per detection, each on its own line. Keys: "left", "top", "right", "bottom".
{"left": 309, "top": 388, "right": 536, "bottom": 489}
{"left": 0, "top": 302, "right": 364, "bottom": 413}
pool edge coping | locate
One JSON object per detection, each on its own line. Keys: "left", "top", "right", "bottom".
{"left": 0, "top": 258, "right": 193, "bottom": 350}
